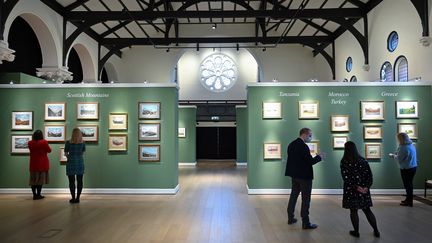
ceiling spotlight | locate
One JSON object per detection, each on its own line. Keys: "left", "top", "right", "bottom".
{"left": 262, "top": 47, "right": 266, "bottom": 52}
{"left": 212, "top": 23, "right": 217, "bottom": 30}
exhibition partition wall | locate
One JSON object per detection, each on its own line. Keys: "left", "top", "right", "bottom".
{"left": 247, "top": 82, "right": 432, "bottom": 194}
{"left": 236, "top": 106, "right": 247, "bottom": 165}
{"left": 178, "top": 106, "right": 197, "bottom": 165}
{"left": 0, "top": 83, "right": 179, "bottom": 194}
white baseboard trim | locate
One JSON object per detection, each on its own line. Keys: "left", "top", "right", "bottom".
{"left": 236, "top": 162, "right": 247, "bottom": 167}
{"left": 179, "top": 162, "right": 197, "bottom": 166}
{"left": 246, "top": 185, "right": 424, "bottom": 195}
{"left": 0, "top": 184, "right": 180, "bottom": 195}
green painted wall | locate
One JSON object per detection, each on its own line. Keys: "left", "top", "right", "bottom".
{"left": 0, "top": 72, "right": 47, "bottom": 84}
{"left": 179, "top": 107, "right": 196, "bottom": 163}
{"left": 247, "top": 85, "right": 432, "bottom": 189}
{"left": 0, "top": 85, "right": 178, "bottom": 189}
{"left": 236, "top": 107, "right": 247, "bottom": 163}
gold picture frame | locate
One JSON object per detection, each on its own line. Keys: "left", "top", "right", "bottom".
{"left": 331, "top": 115, "right": 349, "bottom": 132}
{"left": 298, "top": 101, "right": 319, "bottom": 119}
{"left": 262, "top": 102, "right": 282, "bottom": 119}
{"left": 333, "top": 136, "right": 348, "bottom": 149}
{"left": 263, "top": 143, "right": 282, "bottom": 159}
{"left": 138, "top": 145, "right": 160, "bottom": 162}
{"left": 360, "top": 101, "right": 385, "bottom": 121}
{"left": 77, "top": 102, "right": 99, "bottom": 120}
{"left": 78, "top": 125, "right": 99, "bottom": 142}
{"left": 138, "top": 102, "right": 161, "bottom": 119}
{"left": 365, "top": 143, "right": 382, "bottom": 159}
{"left": 44, "top": 102, "right": 66, "bottom": 121}
{"left": 109, "top": 113, "right": 128, "bottom": 130}
{"left": 108, "top": 134, "right": 128, "bottom": 151}
{"left": 44, "top": 124, "right": 66, "bottom": 142}
{"left": 363, "top": 125, "right": 383, "bottom": 140}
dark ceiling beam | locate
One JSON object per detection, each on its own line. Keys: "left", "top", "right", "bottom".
{"left": 65, "top": 0, "right": 92, "bottom": 11}
{"left": 347, "top": 0, "right": 366, "bottom": 8}
{"left": 410, "top": 0, "right": 429, "bottom": 36}
{"left": 66, "top": 9, "right": 363, "bottom": 22}
{"left": 303, "top": 42, "right": 335, "bottom": 80}
{"left": 100, "top": 21, "right": 132, "bottom": 38}
{"left": 101, "top": 36, "right": 332, "bottom": 46}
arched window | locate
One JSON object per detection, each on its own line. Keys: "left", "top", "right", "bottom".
{"left": 380, "top": 62, "right": 393, "bottom": 82}
{"left": 346, "top": 57, "right": 353, "bottom": 72}
{"left": 394, "top": 56, "right": 408, "bottom": 82}
{"left": 387, "top": 31, "right": 399, "bottom": 52}
{"left": 342, "top": 78, "right": 349, "bottom": 82}
{"left": 350, "top": 76, "right": 357, "bottom": 82}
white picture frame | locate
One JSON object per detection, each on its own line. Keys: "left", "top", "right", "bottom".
{"left": 77, "top": 102, "right": 99, "bottom": 120}
{"left": 109, "top": 113, "right": 128, "bottom": 130}
{"left": 11, "top": 135, "right": 32, "bottom": 154}
{"left": 360, "top": 101, "right": 385, "bottom": 121}
{"left": 45, "top": 102, "right": 66, "bottom": 121}
{"left": 397, "top": 123, "right": 418, "bottom": 140}
{"left": 78, "top": 125, "right": 99, "bottom": 142}
{"left": 331, "top": 115, "right": 350, "bottom": 132}
{"left": 263, "top": 143, "right": 282, "bottom": 159}
{"left": 333, "top": 136, "right": 348, "bottom": 149}
{"left": 178, "top": 127, "right": 186, "bottom": 138}
{"left": 396, "top": 101, "right": 418, "bottom": 118}
{"left": 11, "top": 111, "right": 33, "bottom": 130}
{"left": 298, "top": 101, "right": 319, "bottom": 119}
{"left": 262, "top": 102, "right": 282, "bottom": 119}
{"left": 44, "top": 124, "right": 66, "bottom": 142}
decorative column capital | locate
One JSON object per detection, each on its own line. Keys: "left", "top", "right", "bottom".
{"left": 36, "top": 66, "right": 73, "bottom": 83}
{"left": 362, "top": 64, "right": 370, "bottom": 71}
{"left": 0, "top": 40, "right": 16, "bottom": 64}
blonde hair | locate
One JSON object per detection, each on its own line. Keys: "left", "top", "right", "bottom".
{"left": 397, "top": 132, "right": 412, "bottom": 145}
{"left": 70, "top": 128, "right": 83, "bottom": 144}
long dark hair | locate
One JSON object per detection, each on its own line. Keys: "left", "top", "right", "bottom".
{"left": 342, "top": 141, "right": 363, "bottom": 163}
{"left": 32, "top": 130, "right": 44, "bottom": 140}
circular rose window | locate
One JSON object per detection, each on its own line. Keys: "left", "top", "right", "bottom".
{"left": 200, "top": 54, "right": 237, "bottom": 92}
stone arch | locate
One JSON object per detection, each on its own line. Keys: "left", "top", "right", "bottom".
{"left": 102, "top": 62, "right": 119, "bottom": 82}
{"left": 68, "top": 43, "right": 97, "bottom": 82}
{"left": 5, "top": 12, "right": 60, "bottom": 68}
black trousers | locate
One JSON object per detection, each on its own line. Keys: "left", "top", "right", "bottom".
{"left": 400, "top": 167, "right": 416, "bottom": 202}
{"left": 287, "top": 178, "right": 313, "bottom": 224}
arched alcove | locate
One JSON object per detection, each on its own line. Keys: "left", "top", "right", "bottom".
{"left": 102, "top": 62, "right": 119, "bottom": 83}
{"left": 67, "top": 43, "right": 96, "bottom": 82}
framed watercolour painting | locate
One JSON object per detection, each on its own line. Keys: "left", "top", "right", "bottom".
{"left": 397, "top": 123, "right": 418, "bottom": 139}
{"left": 363, "top": 125, "right": 383, "bottom": 140}
{"left": 360, "top": 101, "right": 385, "bottom": 120}
{"left": 138, "top": 123, "right": 160, "bottom": 141}
{"left": 333, "top": 136, "right": 348, "bottom": 149}
{"left": 365, "top": 143, "right": 381, "bottom": 159}
{"left": 11, "top": 135, "right": 31, "bottom": 154}
{"left": 44, "top": 125, "right": 66, "bottom": 142}
{"left": 139, "top": 145, "right": 160, "bottom": 162}
{"left": 45, "top": 102, "right": 66, "bottom": 121}
{"left": 306, "top": 141, "right": 320, "bottom": 157}
{"left": 108, "top": 134, "right": 128, "bottom": 151}
{"left": 11, "top": 111, "right": 33, "bottom": 130}
{"left": 396, "top": 101, "right": 418, "bottom": 118}
{"left": 178, "top": 127, "right": 186, "bottom": 138}
{"left": 331, "top": 115, "right": 349, "bottom": 132}
{"left": 77, "top": 102, "right": 99, "bottom": 120}
{"left": 262, "top": 102, "right": 282, "bottom": 119}
{"left": 263, "top": 143, "right": 282, "bottom": 159}
{"left": 298, "top": 101, "right": 319, "bottom": 119}
{"left": 138, "top": 102, "right": 161, "bottom": 119}
{"left": 109, "top": 113, "right": 128, "bottom": 130}
{"left": 78, "top": 125, "right": 98, "bottom": 142}
{"left": 60, "top": 147, "right": 67, "bottom": 163}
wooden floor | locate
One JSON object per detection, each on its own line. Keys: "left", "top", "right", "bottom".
{"left": 1, "top": 166, "right": 432, "bottom": 243}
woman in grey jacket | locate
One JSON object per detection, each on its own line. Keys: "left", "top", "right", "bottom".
{"left": 390, "top": 133, "right": 417, "bottom": 207}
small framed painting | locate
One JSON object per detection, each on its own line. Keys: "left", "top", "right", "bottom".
{"left": 108, "top": 134, "right": 128, "bottom": 151}
{"left": 11, "top": 135, "right": 32, "bottom": 154}
{"left": 396, "top": 101, "right": 418, "bottom": 118}
{"left": 365, "top": 143, "right": 381, "bottom": 159}
{"left": 360, "top": 101, "right": 385, "bottom": 120}
{"left": 109, "top": 113, "right": 128, "bottom": 130}
{"left": 363, "top": 125, "right": 383, "bottom": 140}
{"left": 45, "top": 102, "right": 66, "bottom": 121}
{"left": 263, "top": 143, "right": 282, "bottom": 159}
{"left": 60, "top": 147, "right": 67, "bottom": 163}
{"left": 77, "top": 102, "right": 99, "bottom": 120}
{"left": 138, "top": 102, "right": 161, "bottom": 119}
{"left": 331, "top": 115, "right": 349, "bottom": 132}
{"left": 11, "top": 111, "right": 33, "bottom": 130}
{"left": 306, "top": 141, "right": 320, "bottom": 157}
{"left": 397, "top": 123, "right": 418, "bottom": 139}
{"left": 78, "top": 125, "right": 98, "bottom": 142}
{"left": 262, "top": 102, "right": 282, "bottom": 119}
{"left": 178, "top": 127, "right": 186, "bottom": 138}
{"left": 138, "top": 123, "right": 160, "bottom": 141}
{"left": 333, "top": 136, "right": 348, "bottom": 149}
{"left": 298, "top": 101, "right": 319, "bottom": 119}
{"left": 139, "top": 145, "right": 160, "bottom": 162}
{"left": 44, "top": 124, "right": 66, "bottom": 142}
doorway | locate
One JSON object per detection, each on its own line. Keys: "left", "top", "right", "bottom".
{"left": 196, "top": 126, "right": 236, "bottom": 160}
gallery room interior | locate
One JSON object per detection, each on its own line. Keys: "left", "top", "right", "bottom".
{"left": 1, "top": 0, "right": 432, "bottom": 242}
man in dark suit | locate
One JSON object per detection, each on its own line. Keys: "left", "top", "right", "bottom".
{"left": 285, "top": 127, "right": 324, "bottom": 229}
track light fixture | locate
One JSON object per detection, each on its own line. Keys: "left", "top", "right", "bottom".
{"left": 212, "top": 23, "right": 217, "bottom": 29}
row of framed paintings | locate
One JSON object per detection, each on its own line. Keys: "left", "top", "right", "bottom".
{"left": 11, "top": 102, "right": 161, "bottom": 130}
{"left": 263, "top": 142, "right": 385, "bottom": 160}
{"left": 262, "top": 100, "right": 419, "bottom": 120}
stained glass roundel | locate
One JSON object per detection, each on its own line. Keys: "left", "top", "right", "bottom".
{"left": 199, "top": 54, "right": 237, "bottom": 92}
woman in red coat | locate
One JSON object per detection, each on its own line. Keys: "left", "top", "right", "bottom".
{"left": 28, "top": 130, "right": 51, "bottom": 200}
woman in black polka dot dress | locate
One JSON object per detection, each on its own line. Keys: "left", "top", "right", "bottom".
{"left": 340, "top": 141, "right": 380, "bottom": 238}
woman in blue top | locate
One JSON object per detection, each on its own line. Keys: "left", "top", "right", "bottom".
{"left": 65, "top": 128, "right": 86, "bottom": 204}
{"left": 390, "top": 133, "right": 417, "bottom": 207}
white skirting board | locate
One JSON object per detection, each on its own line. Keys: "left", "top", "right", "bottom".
{"left": 179, "top": 162, "right": 197, "bottom": 166}
{"left": 236, "top": 162, "right": 247, "bottom": 167}
{"left": 246, "top": 185, "right": 424, "bottom": 195}
{"left": 0, "top": 184, "right": 180, "bottom": 195}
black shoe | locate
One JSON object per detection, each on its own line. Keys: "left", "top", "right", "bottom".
{"left": 69, "top": 198, "right": 75, "bottom": 203}
{"left": 374, "top": 230, "right": 381, "bottom": 238}
{"left": 302, "top": 223, "right": 318, "bottom": 229}
{"left": 33, "top": 195, "right": 44, "bottom": 200}
{"left": 400, "top": 201, "right": 413, "bottom": 207}
{"left": 74, "top": 198, "right": 80, "bottom": 204}
{"left": 349, "top": 231, "right": 360, "bottom": 238}
{"left": 288, "top": 218, "right": 298, "bottom": 225}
